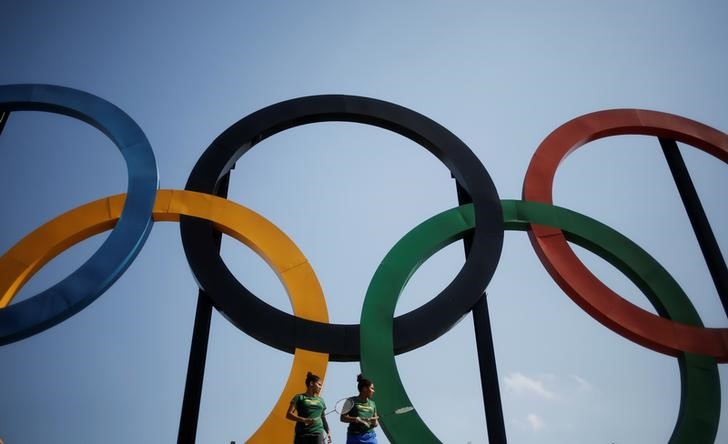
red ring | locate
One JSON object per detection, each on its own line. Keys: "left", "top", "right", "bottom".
{"left": 523, "top": 109, "right": 728, "bottom": 360}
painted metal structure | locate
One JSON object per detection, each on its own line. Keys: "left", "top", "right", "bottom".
{"left": 523, "top": 109, "right": 728, "bottom": 359}
{"left": 360, "top": 200, "right": 720, "bottom": 443}
{"left": 0, "top": 84, "right": 158, "bottom": 344}
{"left": 180, "top": 94, "right": 504, "bottom": 360}
{"left": 0, "top": 189, "right": 329, "bottom": 443}
{"left": 1, "top": 84, "right": 725, "bottom": 443}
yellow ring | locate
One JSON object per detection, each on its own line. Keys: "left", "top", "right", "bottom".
{"left": 0, "top": 189, "right": 328, "bottom": 443}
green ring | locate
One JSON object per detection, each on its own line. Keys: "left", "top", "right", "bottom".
{"left": 360, "top": 200, "right": 719, "bottom": 443}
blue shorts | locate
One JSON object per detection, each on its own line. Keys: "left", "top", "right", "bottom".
{"left": 346, "top": 430, "right": 377, "bottom": 444}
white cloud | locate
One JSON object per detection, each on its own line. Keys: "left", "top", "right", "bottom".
{"left": 527, "top": 413, "right": 546, "bottom": 431}
{"left": 503, "top": 372, "right": 556, "bottom": 399}
{"left": 570, "top": 374, "right": 594, "bottom": 392}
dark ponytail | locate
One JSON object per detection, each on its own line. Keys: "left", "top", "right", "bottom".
{"left": 306, "top": 371, "right": 321, "bottom": 387}
{"left": 356, "top": 374, "right": 373, "bottom": 392}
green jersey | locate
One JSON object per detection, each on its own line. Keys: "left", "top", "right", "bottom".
{"left": 291, "top": 393, "right": 327, "bottom": 436}
{"left": 346, "top": 397, "right": 377, "bottom": 435}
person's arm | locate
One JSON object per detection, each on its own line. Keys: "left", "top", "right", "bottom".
{"left": 369, "top": 404, "right": 379, "bottom": 428}
{"left": 370, "top": 405, "right": 379, "bottom": 428}
{"left": 340, "top": 399, "right": 369, "bottom": 427}
{"left": 340, "top": 413, "right": 369, "bottom": 426}
{"left": 287, "top": 402, "right": 314, "bottom": 426}
{"left": 321, "top": 414, "right": 332, "bottom": 443}
{"left": 340, "top": 411, "right": 362, "bottom": 424}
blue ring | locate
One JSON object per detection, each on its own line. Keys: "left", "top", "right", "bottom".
{"left": 0, "top": 84, "right": 158, "bottom": 344}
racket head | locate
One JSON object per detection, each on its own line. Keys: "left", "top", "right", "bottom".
{"left": 374, "top": 406, "right": 414, "bottom": 420}
{"left": 335, "top": 397, "right": 355, "bottom": 415}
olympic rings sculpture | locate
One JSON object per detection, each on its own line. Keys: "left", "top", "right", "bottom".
{"left": 1, "top": 84, "right": 726, "bottom": 443}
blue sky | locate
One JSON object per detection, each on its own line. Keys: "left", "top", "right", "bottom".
{"left": 1, "top": 1, "right": 727, "bottom": 443}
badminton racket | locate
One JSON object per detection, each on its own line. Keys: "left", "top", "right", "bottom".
{"left": 352, "top": 405, "right": 415, "bottom": 428}
{"left": 323, "top": 397, "right": 355, "bottom": 416}
{"left": 370, "top": 405, "right": 414, "bottom": 422}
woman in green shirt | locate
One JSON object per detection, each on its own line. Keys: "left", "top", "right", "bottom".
{"left": 286, "top": 371, "right": 332, "bottom": 444}
{"left": 340, "top": 374, "right": 378, "bottom": 444}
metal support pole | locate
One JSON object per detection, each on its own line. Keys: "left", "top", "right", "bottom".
{"left": 0, "top": 111, "right": 9, "bottom": 135}
{"left": 455, "top": 180, "right": 507, "bottom": 443}
{"left": 471, "top": 294, "right": 506, "bottom": 443}
{"left": 659, "top": 138, "right": 728, "bottom": 316}
{"left": 178, "top": 171, "right": 232, "bottom": 444}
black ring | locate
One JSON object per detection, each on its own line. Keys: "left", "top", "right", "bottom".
{"left": 180, "top": 95, "right": 503, "bottom": 361}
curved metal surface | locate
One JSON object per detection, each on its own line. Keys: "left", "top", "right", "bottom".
{"left": 181, "top": 94, "right": 504, "bottom": 361}
{"left": 0, "top": 190, "right": 329, "bottom": 443}
{"left": 360, "top": 200, "right": 719, "bottom": 444}
{"left": 522, "top": 109, "right": 728, "bottom": 360}
{"left": 0, "top": 84, "right": 158, "bottom": 344}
